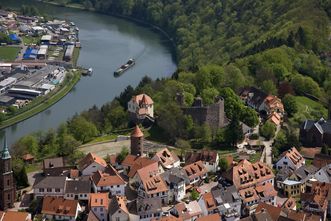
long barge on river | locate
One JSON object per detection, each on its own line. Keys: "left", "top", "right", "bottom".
{"left": 114, "top": 59, "right": 135, "bottom": 76}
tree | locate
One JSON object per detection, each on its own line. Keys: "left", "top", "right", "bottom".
{"left": 261, "top": 80, "right": 277, "bottom": 95}
{"left": 68, "top": 116, "right": 98, "bottom": 143}
{"left": 201, "top": 88, "right": 219, "bottom": 105}
{"left": 225, "top": 115, "right": 243, "bottom": 147}
{"left": 191, "top": 189, "right": 199, "bottom": 200}
{"left": 219, "top": 158, "right": 229, "bottom": 172}
{"left": 240, "top": 107, "right": 259, "bottom": 127}
{"left": 117, "top": 147, "right": 129, "bottom": 163}
{"left": 260, "top": 121, "right": 276, "bottom": 140}
{"left": 283, "top": 94, "right": 298, "bottom": 117}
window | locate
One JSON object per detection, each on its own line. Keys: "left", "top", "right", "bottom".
{"left": 39, "top": 188, "right": 44, "bottom": 192}
{"left": 100, "top": 207, "right": 103, "bottom": 212}
{"left": 7, "top": 180, "right": 9, "bottom": 186}
{"left": 117, "top": 185, "right": 120, "bottom": 188}
{"left": 116, "top": 218, "right": 120, "bottom": 221}
{"left": 47, "top": 188, "right": 52, "bottom": 192}
{"left": 7, "top": 193, "right": 10, "bottom": 200}
{"left": 55, "top": 189, "right": 60, "bottom": 192}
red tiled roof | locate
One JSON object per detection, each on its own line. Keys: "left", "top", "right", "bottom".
{"left": 88, "top": 193, "right": 109, "bottom": 209}
{"left": 22, "top": 153, "right": 34, "bottom": 161}
{"left": 226, "top": 159, "right": 274, "bottom": 190}
{"left": 78, "top": 153, "right": 107, "bottom": 171}
{"left": 42, "top": 197, "right": 79, "bottom": 217}
{"left": 92, "top": 166, "right": 126, "bottom": 187}
{"left": 196, "top": 214, "right": 220, "bottom": 221}
{"left": 183, "top": 161, "right": 207, "bottom": 180}
{"left": 131, "top": 125, "right": 144, "bottom": 138}
{"left": 154, "top": 148, "right": 180, "bottom": 168}
{"left": 185, "top": 150, "right": 218, "bottom": 165}
{"left": 201, "top": 192, "right": 217, "bottom": 211}
{"left": 280, "top": 147, "right": 305, "bottom": 167}
{"left": 132, "top": 94, "right": 153, "bottom": 105}
{"left": 128, "top": 157, "right": 158, "bottom": 178}
{"left": 2, "top": 211, "right": 31, "bottom": 221}
{"left": 256, "top": 202, "right": 281, "bottom": 221}
{"left": 122, "top": 154, "right": 140, "bottom": 167}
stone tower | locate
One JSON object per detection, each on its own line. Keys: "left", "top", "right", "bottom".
{"left": 0, "top": 136, "right": 15, "bottom": 210}
{"left": 130, "top": 125, "right": 144, "bottom": 156}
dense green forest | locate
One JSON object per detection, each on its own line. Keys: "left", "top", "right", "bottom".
{"left": 12, "top": 0, "right": 331, "bottom": 162}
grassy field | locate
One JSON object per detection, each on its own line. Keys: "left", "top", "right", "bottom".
{"left": 22, "top": 36, "right": 40, "bottom": 45}
{"left": 0, "top": 71, "right": 81, "bottom": 129}
{"left": 0, "top": 46, "right": 20, "bottom": 61}
{"left": 291, "top": 96, "right": 327, "bottom": 125}
{"left": 87, "top": 134, "right": 118, "bottom": 144}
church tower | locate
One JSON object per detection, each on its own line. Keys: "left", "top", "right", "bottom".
{"left": 0, "top": 136, "right": 15, "bottom": 210}
{"left": 130, "top": 125, "right": 144, "bottom": 156}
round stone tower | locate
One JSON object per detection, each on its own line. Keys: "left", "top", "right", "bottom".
{"left": 130, "top": 125, "right": 144, "bottom": 156}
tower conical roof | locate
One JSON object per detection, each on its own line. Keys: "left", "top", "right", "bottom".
{"left": 1, "top": 135, "right": 11, "bottom": 160}
{"left": 131, "top": 125, "right": 144, "bottom": 138}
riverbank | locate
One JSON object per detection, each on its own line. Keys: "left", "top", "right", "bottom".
{"left": 0, "top": 70, "right": 81, "bottom": 130}
{"left": 40, "top": 0, "right": 177, "bottom": 54}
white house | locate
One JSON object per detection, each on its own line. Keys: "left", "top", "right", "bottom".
{"left": 33, "top": 176, "right": 66, "bottom": 199}
{"left": 276, "top": 147, "right": 305, "bottom": 170}
{"left": 91, "top": 166, "right": 126, "bottom": 195}
{"left": 88, "top": 193, "right": 109, "bottom": 221}
{"left": 198, "top": 192, "right": 218, "bottom": 216}
{"left": 109, "top": 196, "right": 130, "bottom": 221}
{"left": 128, "top": 94, "right": 154, "bottom": 120}
{"left": 185, "top": 150, "right": 219, "bottom": 173}
{"left": 42, "top": 197, "right": 82, "bottom": 221}
{"left": 78, "top": 152, "right": 107, "bottom": 176}
{"left": 161, "top": 167, "right": 187, "bottom": 202}
{"left": 64, "top": 180, "right": 91, "bottom": 201}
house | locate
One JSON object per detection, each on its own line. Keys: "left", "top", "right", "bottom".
{"left": 268, "top": 112, "right": 282, "bottom": 126}
{"left": 22, "top": 153, "right": 34, "bottom": 164}
{"left": 239, "top": 183, "right": 277, "bottom": 214}
{"left": 196, "top": 214, "right": 221, "bottom": 221}
{"left": 259, "top": 95, "right": 284, "bottom": 116}
{"left": 91, "top": 165, "right": 126, "bottom": 195}
{"left": 240, "top": 87, "right": 268, "bottom": 110}
{"left": 243, "top": 202, "right": 321, "bottom": 221}
{"left": 178, "top": 95, "right": 227, "bottom": 131}
{"left": 289, "top": 165, "right": 318, "bottom": 193}
{"left": 152, "top": 148, "right": 180, "bottom": 169}
{"left": 128, "top": 94, "right": 154, "bottom": 122}
{"left": 88, "top": 193, "right": 110, "bottom": 221}
{"left": 109, "top": 195, "right": 129, "bottom": 221}
{"left": 108, "top": 154, "right": 123, "bottom": 171}
{"left": 126, "top": 157, "right": 159, "bottom": 182}
{"left": 197, "top": 192, "right": 218, "bottom": 216}
{"left": 224, "top": 159, "right": 275, "bottom": 190}
{"left": 137, "top": 197, "right": 162, "bottom": 221}
{"left": 279, "top": 179, "right": 302, "bottom": 198}
{"left": 301, "top": 181, "right": 331, "bottom": 221}
{"left": 283, "top": 197, "right": 297, "bottom": 210}
{"left": 33, "top": 176, "right": 66, "bottom": 198}
{"left": 276, "top": 147, "right": 305, "bottom": 170}
{"left": 161, "top": 167, "right": 188, "bottom": 202}
{"left": 185, "top": 150, "right": 219, "bottom": 173}
{"left": 0, "top": 211, "right": 31, "bottom": 221}
{"left": 171, "top": 201, "right": 202, "bottom": 221}
{"left": 43, "top": 157, "right": 64, "bottom": 175}
{"left": 211, "top": 185, "right": 241, "bottom": 220}
{"left": 313, "top": 154, "right": 331, "bottom": 169}
{"left": 183, "top": 161, "right": 207, "bottom": 186}
{"left": 137, "top": 165, "right": 169, "bottom": 204}
{"left": 78, "top": 152, "right": 107, "bottom": 176}
{"left": 300, "top": 118, "right": 331, "bottom": 147}
{"left": 314, "top": 164, "right": 331, "bottom": 183}
{"left": 64, "top": 179, "right": 91, "bottom": 201}
{"left": 41, "top": 197, "right": 81, "bottom": 221}
{"left": 240, "top": 87, "right": 284, "bottom": 116}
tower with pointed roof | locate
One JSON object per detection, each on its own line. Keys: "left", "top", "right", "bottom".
{"left": 130, "top": 125, "right": 144, "bottom": 156}
{"left": 0, "top": 135, "right": 15, "bottom": 210}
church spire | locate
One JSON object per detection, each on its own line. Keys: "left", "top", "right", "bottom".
{"left": 1, "top": 134, "right": 10, "bottom": 159}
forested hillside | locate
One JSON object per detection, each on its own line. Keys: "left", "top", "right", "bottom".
{"left": 62, "top": 0, "right": 331, "bottom": 69}
{"left": 14, "top": 0, "right": 330, "bottom": 159}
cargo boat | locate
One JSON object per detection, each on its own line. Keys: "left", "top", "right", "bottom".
{"left": 114, "top": 59, "right": 135, "bottom": 76}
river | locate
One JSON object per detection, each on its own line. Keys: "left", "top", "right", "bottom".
{"left": 0, "top": 0, "right": 177, "bottom": 146}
